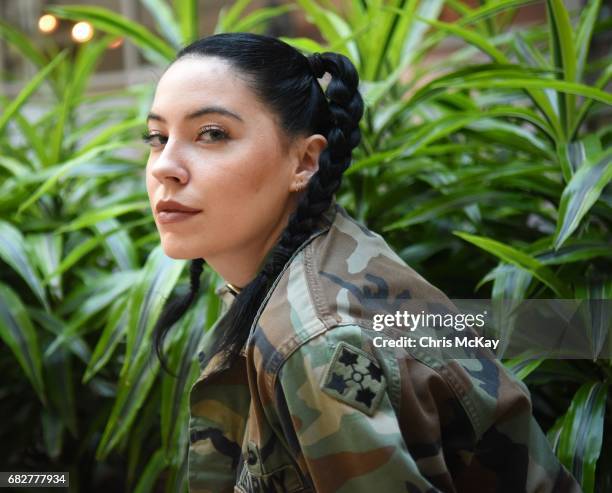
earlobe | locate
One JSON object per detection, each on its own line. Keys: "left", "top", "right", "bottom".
{"left": 302, "top": 134, "right": 327, "bottom": 175}
{"left": 290, "top": 134, "right": 327, "bottom": 193}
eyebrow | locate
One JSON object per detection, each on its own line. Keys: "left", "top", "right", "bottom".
{"left": 146, "top": 105, "right": 244, "bottom": 123}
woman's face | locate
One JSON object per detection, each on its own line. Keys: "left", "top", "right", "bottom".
{"left": 145, "top": 56, "right": 315, "bottom": 264}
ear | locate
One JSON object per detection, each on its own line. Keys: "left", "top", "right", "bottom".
{"left": 290, "top": 134, "right": 327, "bottom": 192}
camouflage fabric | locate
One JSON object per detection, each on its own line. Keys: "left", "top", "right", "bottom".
{"left": 188, "top": 200, "right": 582, "bottom": 493}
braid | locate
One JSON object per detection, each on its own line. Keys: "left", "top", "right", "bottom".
{"left": 153, "top": 258, "right": 205, "bottom": 375}
{"left": 306, "top": 52, "right": 363, "bottom": 205}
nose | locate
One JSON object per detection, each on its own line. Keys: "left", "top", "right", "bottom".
{"left": 149, "top": 140, "right": 190, "bottom": 185}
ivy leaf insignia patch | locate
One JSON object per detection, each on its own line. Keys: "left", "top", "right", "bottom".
{"left": 321, "top": 341, "right": 386, "bottom": 416}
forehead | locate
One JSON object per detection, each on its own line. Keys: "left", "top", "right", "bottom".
{"left": 151, "top": 56, "right": 263, "bottom": 118}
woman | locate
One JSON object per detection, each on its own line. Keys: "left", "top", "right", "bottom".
{"left": 145, "top": 33, "right": 580, "bottom": 493}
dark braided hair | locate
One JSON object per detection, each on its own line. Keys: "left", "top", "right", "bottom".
{"left": 153, "top": 32, "right": 364, "bottom": 371}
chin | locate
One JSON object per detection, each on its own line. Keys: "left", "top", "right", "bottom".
{"left": 160, "top": 240, "right": 201, "bottom": 260}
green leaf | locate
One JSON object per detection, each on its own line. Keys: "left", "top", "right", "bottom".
{"left": 0, "top": 155, "right": 30, "bottom": 177}
{"left": 93, "top": 219, "right": 138, "bottom": 271}
{"left": 83, "top": 297, "right": 129, "bottom": 383}
{"left": 48, "top": 5, "right": 174, "bottom": 65}
{"left": 44, "top": 341, "right": 78, "bottom": 436}
{"left": 96, "top": 352, "right": 160, "bottom": 459}
{"left": 132, "top": 449, "right": 167, "bottom": 493}
{"left": 504, "top": 355, "right": 544, "bottom": 381}
{"left": 43, "top": 217, "right": 152, "bottom": 283}
{"left": 0, "top": 19, "right": 47, "bottom": 68}
{"left": 45, "top": 271, "right": 139, "bottom": 357}
{"left": 472, "top": 104, "right": 555, "bottom": 140}
{"left": 378, "top": 64, "right": 565, "bottom": 139}
{"left": 295, "top": 0, "right": 352, "bottom": 59}
{"left": 42, "top": 411, "right": 64, "bottom": 460}
{"left": 161, "top": 295, "right": 206, "bottom": 457}
{"left": 578, "top": 287, "right": 612, "bottom": 361}
{"left": 0, "top": 50, "right": 66, "bottom": 135}
{"left": 140, "top": 0, "right": 182, "bottom": 48}
{"left": 49, "top": 36, "right": 114, "bottom": 165}
{"left": 554, "top": 149, "right": 612, "bottom": 249}
{"left": 571, "top": 64, "right": 612, "bottom": 139}
{"left": 280, "top": 36, "right": 327, "bottom": 54}
{"left": 57, "top": 201, "right": 150, "bottom": 233}
{"left": 28, "top": 233, "right": 63, "bottom": 301}
{"left": 124, "top": 247, "right": 185, "bottom": 369}
{"left": 537, "top": 241, "right": 612, "bottom": 265}
{"left": 553, "top": 382, "right": 608, "bottom": 493}
{"left": 415, "top": 16, "right": 508, "bottom": 63}
{"left": 351, "top": 112, "right": 490, "bottom": 174}
{"left": 173, "top": 0, "right": 198, "bottom": 44}
{"left": 574, "top": 0, "right": 601, "bottom": 81}
{"left": 29, "top": 308, "right": 91, "bottom": 364}
{"left": 546, "top": 0, "right": 577, "bottom": 135}
{"left": 456, "top": 0, "right": 542, "bottom": 28}
{"left": 0, "top": 283, "right": 45, "bottom": 403}
{"left": 11, "top": 111, "right": 49, "bottom": 168}
{"left": 232, "top": 5, "right": 295, "bottom": 34}
{"left": 96, "top": 247, "right": 184, "bottom": 458}
{"left": 392, "top": 0, "right": 445, "bottom": 71}
{"left": 216, "top": 0, "right": 252, "bottom": 33}
{"left": 434, "top": 77, "right": 612, "bottom": 106}
{"left": 16, "top": 142, "right": 124, "bottom": 216}
{"left": 384, "top": 189, "right": 519, "bottom": 230}
{"left": 0, "top": 222, "right": 49, "bottom": 310}
{"left": 487, "top": 263, "right": 532, "bottom": 300}
{"left": 454, "top": 232, "right": 571, "bottom": 297}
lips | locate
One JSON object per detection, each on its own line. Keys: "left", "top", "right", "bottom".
{"left": 156, "top": 199, "right": 202, "bottom": 224}
{"left": 156, "top": 199, "right": 201, "bottom": 213}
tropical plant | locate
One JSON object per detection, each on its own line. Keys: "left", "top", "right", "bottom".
{"left": 0, "top": 2, "right": 289, "bottom": 491}
{"left": 1, "top": 0, "right": 610, "bottom": 492}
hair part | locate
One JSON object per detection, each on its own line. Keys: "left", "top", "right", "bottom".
{"left": 153, "top": 32, "right": 364, "bottom": 373}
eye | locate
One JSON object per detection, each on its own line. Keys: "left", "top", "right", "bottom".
{"left": 198, "top": 125, "right": 228, "bottom": 143}
{"left": 142, "top": 130, "right": 167, "bottom": 148}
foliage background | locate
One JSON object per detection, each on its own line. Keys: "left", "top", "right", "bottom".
{"left": 0, "top": 0, "right": 610, "bottom": 492}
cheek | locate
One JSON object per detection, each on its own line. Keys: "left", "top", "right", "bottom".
{"left": 235, "top": 136, "right": 289, "bottom": 194}
{"left": 196, "top": 142, "right": 286, "bottom": 201}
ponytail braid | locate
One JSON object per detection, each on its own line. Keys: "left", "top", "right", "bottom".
{"left": 153, "top": 258, "right": 205, "bottom": 375}
{"left": 152, "top": 33, "right": 364, "bottom": 371}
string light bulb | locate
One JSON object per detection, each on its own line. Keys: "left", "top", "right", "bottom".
{"left": 71, "top": 21, "right": 94, "bottom": 43}
{"left": 38, "top": 14, "right": 58, "bottom": 34}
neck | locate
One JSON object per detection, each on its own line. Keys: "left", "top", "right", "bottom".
{"left": 205, "top": 197, "right": 298, "bottom": 289}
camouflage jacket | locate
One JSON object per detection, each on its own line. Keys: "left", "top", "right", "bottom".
{"left": 188, "top": 200, "right": 581, "bottom": 493}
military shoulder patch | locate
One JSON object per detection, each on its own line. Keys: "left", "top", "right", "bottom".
{"left": 320, "top": 341, "right": 387, "bottom": 416}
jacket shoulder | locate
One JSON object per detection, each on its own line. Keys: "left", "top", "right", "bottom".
{"left": 249, "top": 205, "right": 455, "bottom": 392}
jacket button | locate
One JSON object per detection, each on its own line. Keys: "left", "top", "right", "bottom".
{"left": 247, "top": 449, "right": 257, "bottom": 465}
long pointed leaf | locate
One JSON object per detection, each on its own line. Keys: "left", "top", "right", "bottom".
{"left": 0, "top": 221, "right": 49, "bottom": 309}
{"left": 553, "top": 382, "right": 608, "bottom": 493}
{"left": 16, "top": 142, "right": 124, "bottom": 216}
{"left": 0, "top": 50, "right": 66, "bottom": 134}
{"left": 173, "top": 0, "right": 198, "bottom": 44}
{"left": 48, "top": 5, "right": 174, "bottom": 65}
{"left": 554, "top": 149, "right": 612, "bottom": 249}
{"left": 140, "top": 0, "right": 182, "bottom": 48}
{"left": 0, "top": 283, "right": 45, "bottom": 403}
{"left": 454, "top": 231, "right": 571, "bottom": 297}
